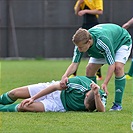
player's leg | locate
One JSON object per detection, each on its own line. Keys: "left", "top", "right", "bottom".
{"left": 126, "top": 48, "right": 133, "bottom": 79}
{"left": 96, "top": 68, "right": 102, "bottom": 80}
{"left": 0, "top": 103, "right": 19, "bottom": 112}
{"left": 18, "top": 90, "right": 65, "bottom": 112}
{"left": 0, "top": 86, "right": 30, "bottom": 105}
{"left": 126, "top": 58, "right": 133, "bottom": 79}
{"left": 110, "top": 62, "right": 125, "bottom": 111}
{"left": 0, "top": 102, "right": 44, "bottom": 112}
{"left": 86, "top": 63, "right": 102, "bottom": 83}
{"left": 0, "top": 83, "right": 51, "bottom": 112}
{"left": 18, "top": 102, "right": 44, "bottom": 112}
{"left": 86, "top": 57, "right": 105, "bottom": 83}
{"left": 110, "top": 44, "right": 132, "bottom": 111}
{"left": 0, "top": 86, "right": 29, "bottom": 112}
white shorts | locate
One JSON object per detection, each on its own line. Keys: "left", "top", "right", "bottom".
{"left": 28, "top": 81, "right": 66, "bottom": 112}
{"left": 89, "top": 45, "right": 132, "bottom": 64}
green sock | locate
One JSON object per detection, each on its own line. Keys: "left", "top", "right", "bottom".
{"left": 128, "top": 59, "right": 133, "bottom": 77}
{"left": 86, "top": 76, "right": 97, "bottom": 83}
{"left": 115, "top": 75, "right": 126, "bottom": 105}
{"left": 0, "top": 103, "right": 19, "bottom": 112}
{"left": 0, "top": 92, "right": 16, "bottom": 105}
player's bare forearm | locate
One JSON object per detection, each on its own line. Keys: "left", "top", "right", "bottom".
{"left": 31, "top": 84, "right": 61, "bottom": 101}
{"left": 20, "top": 84, "right": 62, "bottom": 107}
{"left": 62, "top": 63, "right": 79, "bottom": 78}
{"left": 91, "top": 83, "right": 105, "bottom": 112}
{"left": 81, "top": 9, "right": 103, "bottom": 15}
{"left": 94, "top": 94, "right": 105, "bottom": 112}
{"left": 122, "top": 18, "right": 133, "bottom": 29}
{"left": 102, "top": 64, "right": 115, "bottom": 94}
{"left": 103, "top": 64, "right": 115, "bottom": 85}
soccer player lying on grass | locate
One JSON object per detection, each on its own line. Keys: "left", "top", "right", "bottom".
{"left": 0, "top": 76, "right": 107, "bottom": 112}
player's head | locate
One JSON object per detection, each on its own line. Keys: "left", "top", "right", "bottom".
{"left": 72, "top": 28, "right": 92, "bottom": 52}
{"left": 72, "top": 28, "right": 91, "bottom": 44}
{"left": 84, "top": 90, "right": 96, "bottom": 112}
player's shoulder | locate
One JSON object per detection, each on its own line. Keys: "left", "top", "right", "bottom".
{"left": 73, "top": 76, "right": 91, "bottom": 80}
{"left": 68, "top": 76, "right": 92, "bottom": 84}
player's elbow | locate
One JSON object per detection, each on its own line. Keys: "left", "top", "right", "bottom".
{"left": 98, "top": 107, "right": 105, "bottom": 112}
{"left": 75, "top": 11, "right": 78, "bottom": 15}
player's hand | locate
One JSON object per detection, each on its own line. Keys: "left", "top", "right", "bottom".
{"left": 78, "top": 10, "right": 87, "bottom": 16}
{"left": 101, "top": 83, "right": 109, "bottom": 95}
{"left": 60, "top": 77, "right": 68, "bottom": 89}
{"left": 20, "top": 98, "right": 34, "bottom": 107}
{"left": 90, "top": 82, "right": 100, "bottom": 95}
{"left": 122, "top": 23, "right": 130, "bottom": 29}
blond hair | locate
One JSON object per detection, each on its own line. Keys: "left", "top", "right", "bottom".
{"left": 72, "top": 28, "right": 91, "bottom": 44}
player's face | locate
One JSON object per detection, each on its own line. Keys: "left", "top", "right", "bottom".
{"left": 76, "top": 40, "right": 92, "bottom": 52}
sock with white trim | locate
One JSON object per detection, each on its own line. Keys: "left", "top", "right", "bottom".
{"left": 0, "top": 103, "right": 19, "bottom": 112}
{"left": 0, "top": 92, "right": 16, "bottom": 105}
{"left": 115, "top": 75, "right": 126, "bottom": 105}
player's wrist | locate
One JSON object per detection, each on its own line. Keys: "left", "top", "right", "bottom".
{"left": 94, "top": 93, "right": 100, "bottom": 96}
{"left": 62, "top": 75, "right": 67, "bottom": 79}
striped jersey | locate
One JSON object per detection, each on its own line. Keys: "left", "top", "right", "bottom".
{"left": 60, "top": 76, "right": 106, "bottom": 111}
{"left": 72, "top": 23, "right": 132, "bottom": 65}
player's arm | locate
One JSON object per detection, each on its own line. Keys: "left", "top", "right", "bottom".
{"left": 94, "top": 93, "right": 105, "bottom": 112}
{"left": 78, "top": 9, "right": 103, "bottom": 16}
{"left": 102, "top": 63, "right": 115, "bottom": 94}
{"left": 74, "top": 0, "right": 84, "bottom": 15}
{"left": 102, "top": 51, "right": 115, "bottom": 95}
{"left": 62, "top": 62, "right": 79, "bottom": 79}
{"left": 122, "top": 18, "right": 133, "bottom": 29}
{"left": 97, "top": 37, "right": 115, "bottom": 94}
{"left": 60, "top": 62, "right": 79, "bottom": 88}
{"left": 30, "top": 83, "right": 62, "bottom": 100}
{"left": 60, "top": 46, "right": 82, "bottom": 88}
{"left": 90, "top": 83, "right": 105, "bottom": 112}
{"left": 20, "top": 83, "right": 62, "bottom": 106}
{"left": 77, "top": 0, "right": 103, "bottom": 16}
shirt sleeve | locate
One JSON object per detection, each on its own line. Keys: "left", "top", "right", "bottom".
{"left": 95, "top": 0, "right": 103, "bottom": 10}
{"left": 72, "top": 46, "right": 83, "bottom": 63}
{"left": 96, "top": 36, "right": 115, "bottom": 65}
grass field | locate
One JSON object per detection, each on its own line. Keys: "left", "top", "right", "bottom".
{"left": 0, "top": 59, "right": 132, "bottom": 133}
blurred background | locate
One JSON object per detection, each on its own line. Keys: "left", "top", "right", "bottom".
{"left": 0, "top": 0, "right": 132, "bottom": 58}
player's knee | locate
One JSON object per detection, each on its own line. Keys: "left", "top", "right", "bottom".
{"left": 17, "top": 104, "right": 44, "bottom": 112}
{"left": 86, "top": 65, "right": 92, "bottom": 75}
{"left": 8, "top": 89, "right": 18, "bottom": 99}
{"left": 86, "top": 64, "right": 97, "bottom": 76}
{"left": 86, "top": 64, "right": 92, "bottom": 71}
{"left": 115, "top": 66, "right": 123, "bottom": 76}
{"left": 17, "top": 104, "right": 32, "bottom": 112}
{"left": 17, "top": 104, "right": 26, "bottom": 112}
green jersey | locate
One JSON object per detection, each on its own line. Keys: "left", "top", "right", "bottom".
{"left": 60, "top": 76, "right": 106, "bottom": 111}
{"left": 72, "top": 24, "right": 132, "bottom": 65}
